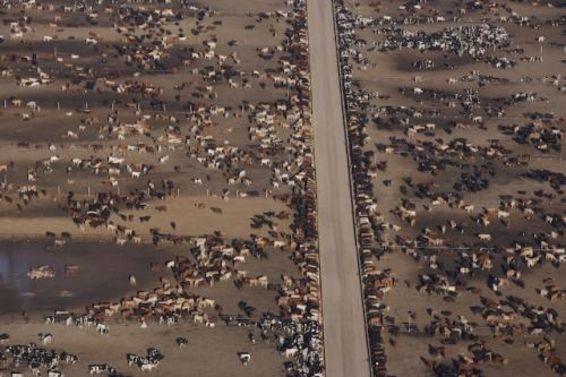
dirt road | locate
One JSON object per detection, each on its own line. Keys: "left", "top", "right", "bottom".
{"left": 307, "top": 1, "right": 371, "bottom": 376}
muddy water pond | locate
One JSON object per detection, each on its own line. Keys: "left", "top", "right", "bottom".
{"left": 0, "top": 240, "right": 170, "bottom": 314}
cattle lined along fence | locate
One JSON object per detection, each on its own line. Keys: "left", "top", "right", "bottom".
{"left": 0, "top": 232, "right": 105, "bottom": 240}
{"left": 7, "top": 99, "right": 561, "bottom": 124}
{"left": 302, "top": 6, "right": 328, "bottom": 377}
{"left": 329, "top": 1, "right": 375, "bottom": 376}
{"left": 0, "top": 140, "right": 564, "bottom": 162}
{"left": 372, "top": 245, "right": 564, "bottom": 252}
{"left": 0, "top": 2, "right": 324, "bottom": 375}
{"left": 357, "top": 76, "right": 560, "bottom": 84}
{"left": 330, "top": 4, "right": 566, "bottom": 375}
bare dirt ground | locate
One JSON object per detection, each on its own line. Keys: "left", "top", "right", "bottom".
{"left": 336, "top": 1, "right": 565, "bottom": 376}
{"left": 0, "top": 1, "right": 321, "bottom": 376}
{"left": 0, "top": 319, "right": 285, "bottom": 377}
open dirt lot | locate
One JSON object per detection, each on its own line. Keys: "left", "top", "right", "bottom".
{"left": 0, "top": 1, "right": 322, "bottom": 376}
{"left": 335, "top": 1, "right": 565, "bottom": 376}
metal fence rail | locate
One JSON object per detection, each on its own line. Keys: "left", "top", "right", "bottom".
{"left": 329, "top": 1, "right": 375, "bottom": 375}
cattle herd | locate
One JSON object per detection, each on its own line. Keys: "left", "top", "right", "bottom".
{"left": 0, "top": 0, "right": 564, "bottom": 376}
{"left": 335, "top": 0, "right": 564, "bottom": 377}
{"left": 0, "top": 0, "right": 322, "bottom": 376}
